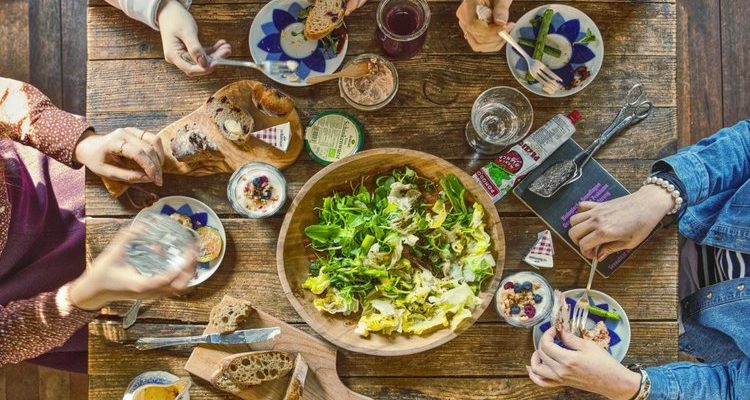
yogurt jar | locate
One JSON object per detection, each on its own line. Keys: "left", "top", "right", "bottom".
{"left": 495, "top": 271, "right": 553, "bottom": 328}
{"left": 227, "top": 162, "right": 287, "bottom": 218}
{"left": 339, "top": 54, "right": 398, "bottom": 111}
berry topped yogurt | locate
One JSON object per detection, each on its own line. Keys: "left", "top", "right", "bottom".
{"left": 227, "top": 162, "right": 287, "bottom": 218}
{"left": 496, "top": 271, "right": 553, "bottom": 328}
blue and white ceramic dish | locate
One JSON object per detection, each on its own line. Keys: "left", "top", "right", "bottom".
{"left": 250, "top": 0, "right": 349, "bottom": 87}
{"left": 123, "top": 371, "right": 191, "bottom": 400}
{"left": 133, "top": 196, "right": 226, "bottom": 287}
{"left": 506, "top": 4, "right": 603, "bottom": 98}
{"left": 532, "top": 289, "right": 631, "bottom": 362}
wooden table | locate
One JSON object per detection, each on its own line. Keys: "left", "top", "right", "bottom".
{"left": 86, "top": 0, "right": 678, "bottom": 398}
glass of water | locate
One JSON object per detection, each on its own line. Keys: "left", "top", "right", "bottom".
{"left": 124, "top": 213, "right": 198, "bottom": 277}
{"left": 465, "top": 86, "right": 533, "bottom": 154}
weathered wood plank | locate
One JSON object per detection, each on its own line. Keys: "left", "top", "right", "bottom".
{"left": 0, "top": 0, "right": 30, "bottom": 82}
{"left": 88, "top": 0, "right": 674, "bottom": 5}
{"left": 676, "top": 0, "right": 723, "bottom": 146}
{"left": 68, "top": 372, "right": 88, "bottom": 400}
{"left": 61, "top": 0, "right": 88, "bottom": 115}
{"left": 720, "top": 0, "right": 750, "bottom": 127}
{"left": 87, "top": 321, "right": 677, "bottom": 379}
{"left": 83, "top": 106, "right": 676, "bottom": 166}
{"left": 85, "top": 55, "right": 676, "bottom": 114}
{"left": 29, "top": 0, "right": 63, "bottom": 106}
{"left": 4, "top": 363, "right": 39, "bottom": 400}
{"left": 0, "top": 366, "right": 6, "bottom": 400}
{"left": 86, "top": 2, "right": 675, "bottom": 60}
{"left": 84, "top": 158, "right": 664, "bottom": 218}
{"left": 86, "top": 216, "right": 677, "bottom": 322}
{"left": 39, "top": 367, "right": 70, "bottom": 400}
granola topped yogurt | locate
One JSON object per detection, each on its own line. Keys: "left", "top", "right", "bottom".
{"left": 496, "top": 271, "right": 553, "bottom": 328}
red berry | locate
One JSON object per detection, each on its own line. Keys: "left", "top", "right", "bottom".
{"left": 503, "top": 281, "right": 514, "bottom": 290}
{"left": 524, "top": 304, "right": 536, "bottom": 318}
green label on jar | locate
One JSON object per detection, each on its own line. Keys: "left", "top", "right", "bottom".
{"left": 306, "top": 113, "right": 362, "bottom": 164}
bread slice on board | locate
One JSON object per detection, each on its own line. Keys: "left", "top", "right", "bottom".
{"left": 208, "top": 297, "right": 254, "bottom": 334}
{"left": 304, "top": 0, "right": 345, "bottom": 40}
{"left": 211, "top": 351, "right": 295, "bottom": 393}
{"left": 283, "top": 354, "right": 309, "bottom": 400}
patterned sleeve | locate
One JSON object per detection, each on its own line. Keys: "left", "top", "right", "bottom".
{"left": 0, "top": 77, "right": 92, "bottom": 168}
{"left": 0, "top": 283, "right": 98, "bottom": 367}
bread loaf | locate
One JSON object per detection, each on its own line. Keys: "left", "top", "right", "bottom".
{"left": 252, "top": 83, "right": 295, "bottom": 117}
{"left": 210, "top": 351, "right": 294, "bottom": 393}
{"left": 206, "top": 95, "right": 254, "bottom": 145}
{"left": 170, "top": 123, "right": 222, "bottom": 164}
{"left": 282, "top": 354, "right": 309, "bottom": 400}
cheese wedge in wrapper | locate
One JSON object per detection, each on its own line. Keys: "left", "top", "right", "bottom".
{"left": 524, "top": 230, "right": 554, "bottom": 269}
{"left": 250, "top": 122, "right": 291, "bottom": 152}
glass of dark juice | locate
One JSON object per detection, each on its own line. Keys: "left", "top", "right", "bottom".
{"left": 375, "top": 0, "right": 430, "bottom": 60}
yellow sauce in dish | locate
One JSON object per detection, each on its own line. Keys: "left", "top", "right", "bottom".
{"left": 140, "top": 386, "right": 180, "bottom": 400}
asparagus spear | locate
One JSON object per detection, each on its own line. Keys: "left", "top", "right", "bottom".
{"left": 525, "top": 8, "right": 554, "bottom": 82}
{"left": 588, "top": 304, "right": 621, "bottom": 321}
{"left": 519, "top": 37, "right": 561, "bottom": 58}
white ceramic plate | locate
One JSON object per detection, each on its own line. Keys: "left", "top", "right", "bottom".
{"left": 249, "top": 0, "right": 348, "bottom": 87}
{"left": 532, "top": 289, "right": 631, "bottom": 362}
{"left": 506, "top": 4, "right": 604, "bottom": 97}
{"left": 133, "top": 196, "right": 226, "bottom": 287}
{"left": 123, "top": 371, "right": 190, "bottom": 400}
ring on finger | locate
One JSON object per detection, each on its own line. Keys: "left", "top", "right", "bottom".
{"left": 116, "top": 140, "right": 127, "bottom": 156}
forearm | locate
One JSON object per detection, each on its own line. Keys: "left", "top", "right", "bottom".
{"left": 0, "top": 284, "right": 97, "bottom": 367}
{"left": 654, "top": 119, "right": 750, "bottom": 206}
{"left": 646, "top": 359, "right": 750, "bottom": 400}
{"left": 107, "top": 0, "right": 191, "bottom": 31}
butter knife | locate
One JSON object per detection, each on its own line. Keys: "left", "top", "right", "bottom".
{"left": 135, "top": 327, "right": 281, "bottom": 350}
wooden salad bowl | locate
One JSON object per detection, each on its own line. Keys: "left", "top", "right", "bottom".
{"left": 277, "top": 148, "right": 506, "bottom": 356}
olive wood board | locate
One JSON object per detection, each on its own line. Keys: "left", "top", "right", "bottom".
{"left": 184, "top": 295, "right": 370, "bottom": 400}
{"left": 102, "top": 80, "right": 304, "bottom": 198}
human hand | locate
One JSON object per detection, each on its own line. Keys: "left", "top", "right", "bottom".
{"left": 157, "top": 0, "right": 232, "bottom": 77}
{"left": 344, "top": 0, "right": 367, "bottom": 15}
{"left": 568, "top": 185, "right": 674, "bottom": 260}
{"left": 74, "top": 128, "right": 165, "bottom": 186}
{"left": 456, "top": 0, "right": 515, "bottom": 53}
{"left": 69, "top": 224, "right": 197, "bottom": 311}
{"left": 527, "top": 327, "right": 640, "bottom": 400}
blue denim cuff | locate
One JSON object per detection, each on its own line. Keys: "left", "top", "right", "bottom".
{"left": 645, "top": 367, "right": 679, "bottom": 400}
{"left": 657, "top": 151, "right": 709, "bottom": 206}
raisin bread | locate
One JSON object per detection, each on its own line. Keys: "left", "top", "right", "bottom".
{"left": 170, "top": 123, "right": 222, "bottom": 163}
{"left": 206, "top": 95, "right": 254, "bottom": 144}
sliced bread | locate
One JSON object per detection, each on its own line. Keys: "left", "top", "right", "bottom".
{"left": 283, "top": 354, "right": 309, "bottom": 400}
{"left": 210, "top": 368, "right": 243, "bottom": 394}
{"left": 170, "top": 123, "right": 222, "bottom": 164}
{"left": 208, "top": 297, "right": 253, "bottom": 334}
{"left": 206, "top": 95, "right": 254, "bottom": 145}
{"left": 304, "top": 0, "right": 345, "bottom": 40}
{"left": 221, "top": 351, "right": 294, "bottom": 386}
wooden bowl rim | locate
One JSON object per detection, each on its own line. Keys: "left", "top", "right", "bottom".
{"left": 277, "top": 148, "right": 506, "bottom": 356}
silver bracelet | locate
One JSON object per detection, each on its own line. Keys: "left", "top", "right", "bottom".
{"left": 634, "top": 369, "right": 652, "bottom": 400}
{"left": 643, "top": 176, "right": 683, "bottom": 215}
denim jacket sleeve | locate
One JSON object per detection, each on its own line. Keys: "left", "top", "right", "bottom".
{"left": 646, "top": 359, "right": 750, "bottom": 400}
{"left": 653, "top": 119, "right": 750, "bottom": 206}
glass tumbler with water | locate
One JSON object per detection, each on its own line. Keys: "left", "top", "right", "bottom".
{"left": 465, "top": 86, "right": 533, "bottom": 154}
{"left": 124, "top": 212, "right": 198, "bottom": 277}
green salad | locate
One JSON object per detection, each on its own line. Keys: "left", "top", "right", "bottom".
{"left": 302, "top": 168, "right": 496, "bottom": 337}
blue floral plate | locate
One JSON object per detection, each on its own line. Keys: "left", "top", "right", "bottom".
{"left": 133, "top": 196, "right": 226, "bottom": 287}
{"left": 506, "top": 4, "right": 603, "bottom": 97}
{"left": 250, "top": 0, "right": 349, "bottom": 87}
{"left": 532, "top": 289, "right": 630, "bottom": 362}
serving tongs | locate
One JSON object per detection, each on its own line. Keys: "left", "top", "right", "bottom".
{"left": 528, "top": 84, "right": 654, "bottom": 198}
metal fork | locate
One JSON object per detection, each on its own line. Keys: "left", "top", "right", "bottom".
{"left": 499, "top": 30, "right": 563, "bottom": 94}
{"left": 571, "top": 246, "right": 600, "bottom": 335}
{"left": 207, "top": 56, "right": 299, "bottom": 78}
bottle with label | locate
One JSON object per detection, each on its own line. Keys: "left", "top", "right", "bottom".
{"left": 473, "top": 111, "right": 581, "bottom": 203}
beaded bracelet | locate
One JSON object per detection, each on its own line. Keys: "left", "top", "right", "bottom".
{"left": 643, "top": 176, "right": 684, "bottom": 215}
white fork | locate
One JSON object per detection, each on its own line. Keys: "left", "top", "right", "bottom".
{"left": 499, "top": 30, "right": 563, "bottom": 94}
{"left": 571, "top": 246, "right": 600, "bottom": 335}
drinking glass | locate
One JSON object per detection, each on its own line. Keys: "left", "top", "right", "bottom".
{"left": 465, "top": 86, "right": 533, "bottom": 154}
{"left": 375, "top": 0, "right": 430, "bottom": 60}
{"left": 124, "top": 213, "right": 198, "bottom": 277}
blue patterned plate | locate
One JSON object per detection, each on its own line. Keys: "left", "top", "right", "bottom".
{"left": 250, "top": 0, "right": 349, "bottom": 87}
{"left": 532, "top": 289, "right": 630, "bottom": 362}
{"left": 123, "top": 371, "right": 191, "bottom": 400}
{"left": 133, "top": 196, "right": 226, "bottom": 287}
{"left": 506, "top": 4, "right": 603, "bottom": 98}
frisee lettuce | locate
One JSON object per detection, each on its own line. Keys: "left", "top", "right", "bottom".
{"left": 301, "top": 168, "right": 496, "bottom": 337}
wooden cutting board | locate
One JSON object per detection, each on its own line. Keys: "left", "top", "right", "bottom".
{"left": 102, "top": 80, "right": 304, "bottom": 198}
{"left": 185, "top": 296, "right": 370, "bottom": 400}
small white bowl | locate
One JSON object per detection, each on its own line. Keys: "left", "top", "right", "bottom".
{"left": 123, "top": 371, "right": 191, "bottom": 400}
{"left": 227, "top": 162, "right": 288, "bottom": 218}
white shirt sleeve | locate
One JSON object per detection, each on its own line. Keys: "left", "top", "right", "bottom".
{"left": 118, "top": 0, "right": 192, "bottom": 31}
